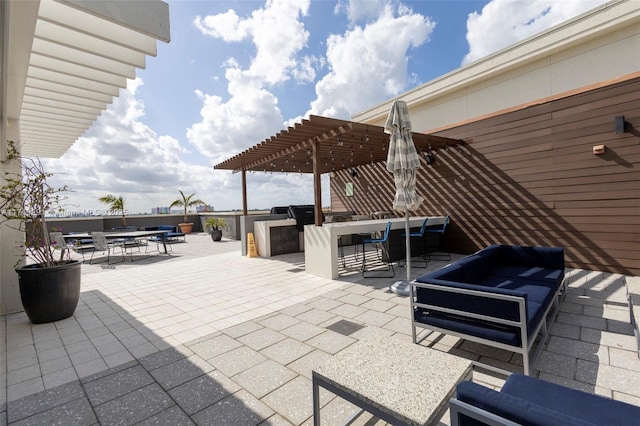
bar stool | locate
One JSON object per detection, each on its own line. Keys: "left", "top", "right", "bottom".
{"left": 426, "top": 215, "right": 450, "bottom": 261}
{"left": 361, "top": 221, "right": 395, "bottom": 278}
{"left": 401, "top": 217, "right": 429, "bottom": 268}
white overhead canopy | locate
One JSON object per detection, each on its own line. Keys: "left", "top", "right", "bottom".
{"left": 2, "top": 0, "right": 170, "bottom": 158}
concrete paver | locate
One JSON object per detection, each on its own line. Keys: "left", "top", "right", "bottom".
{"left": 1, "top": 233, "right": 639, "bottom": 425}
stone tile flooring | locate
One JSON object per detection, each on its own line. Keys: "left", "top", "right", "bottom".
{"left": 1, "top": 233, "right": 639, "bottom": 425}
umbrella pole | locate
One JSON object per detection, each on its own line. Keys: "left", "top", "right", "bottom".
{"left": 390, "top": 210, "right": 412, "bottom": 296}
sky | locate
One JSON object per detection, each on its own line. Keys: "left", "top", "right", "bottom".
{"left": 43, "top": 0, "right": 608, "bottom": 215}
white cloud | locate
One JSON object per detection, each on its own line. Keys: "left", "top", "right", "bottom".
{"left": 188, "top": 0, "right": 324, "bottom": 209}
{"left": 43, "top": 79, "right": 223, "bottom": 214}
{"left": 462, "top": 0, "right": 609, "bottom": 65}
{"left": 309, "top": 3, "right": 435, "bottom": 118}
{"left": 189, "top": 0, "right": 317, "bottom": 161}
{"left": 187, "top": 0, "right": 435, "bottom": 209}
{"left": 335, "top": 0, "right": 387, "bottom": 25}
{"left": 194, "top": 0, "right": 312, "bottom": 85}
{"left": 194, "top": 9, "right": 247, "bottom": 42}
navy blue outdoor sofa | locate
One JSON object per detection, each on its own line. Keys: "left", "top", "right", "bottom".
{"left": 411, "top": 244, "right": 566, "bottom": 375}
{"left": 142, "top": 225, "right": 185, "bottom": 242}
{"left": 450, "top": 373, "right": 640, "bottom": 425}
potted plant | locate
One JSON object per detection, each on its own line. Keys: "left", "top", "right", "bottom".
{"left": 0, "top": 141, "right": 81, "bottom": 324}
{"left": 205, "top": 217, "right": 226, "bottom": 241}
{"left": 98, "top": 194, "right": 127, "bottom": 225}
{"left": 170, "top": 190, "right": 206, "bottom": 234}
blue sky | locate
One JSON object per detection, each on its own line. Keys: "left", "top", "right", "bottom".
{"left": 46, "top": 0, "right": 607, "bottom": 215}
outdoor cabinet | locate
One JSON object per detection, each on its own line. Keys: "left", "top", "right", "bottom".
{"left": 269, "top": 225, "right": 300, "bottom": 256}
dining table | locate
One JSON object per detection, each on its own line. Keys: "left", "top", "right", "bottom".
{"left": 63, "top": 230, "right": 171, "bottom": 255}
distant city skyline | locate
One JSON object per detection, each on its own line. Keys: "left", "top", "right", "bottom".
{"left": 41, "top": 0, "right": 607, "bottom": 214}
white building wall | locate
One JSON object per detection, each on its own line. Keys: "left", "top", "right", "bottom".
{"left": 0, "top": 120, "right": 25, "bottom": 314}
{"left": 354, "top": 1, "right": 640, "bottom": 133}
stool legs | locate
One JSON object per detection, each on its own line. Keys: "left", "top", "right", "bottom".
{"left": 361, "top": 240, "right": 395, "bottom": 278}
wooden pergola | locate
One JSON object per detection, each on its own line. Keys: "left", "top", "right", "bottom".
{"left": 214, "top": 115, "right": 462, "bottom": 225}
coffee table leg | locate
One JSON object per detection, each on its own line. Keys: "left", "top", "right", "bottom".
{"left": 312, "top": 374, "right": 320, "bottom": 426}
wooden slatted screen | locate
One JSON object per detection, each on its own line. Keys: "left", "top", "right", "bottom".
{"left": 331, "top": 77, "right": 640, "bottom": 275}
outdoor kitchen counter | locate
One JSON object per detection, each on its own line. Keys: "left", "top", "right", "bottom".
{"left": 254, "top": 218, "right": 301, "bottom": 257}
{"left": 304, "top": 216, "right": 445, "bottom": 280}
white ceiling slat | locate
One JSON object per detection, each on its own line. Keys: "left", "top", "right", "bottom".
{"left": 21, "top": 116, "right": 90, "bottom": 130}
{"left": 31, "top": 38, "right": 140, "bottom": 78}
{"left": 38, "top": 0, "right": 158, "bottom": 55}
{"left": 35, "top": 20, "right": 147, "bottom": 68}
{"left": 27, "top": 67, "right": 119, "bottom": 96}
{"left": 22, "top": 124, "right": 83, "bottom": 137}
{"left": 26, "top": 77, "right": 114, "bottom": 103}
{"left": 21, "top": 109, "right": 94, "bottom": 126}
{"left": 30, "top": 54, "right": 129, "bottom": 86}
{"left": 25, "top": 129, "right": 82, "bottom": 143}
{"left": 22, "top": 102, "right": 98, "bottom": 121}
{"left": 24, "top": 87, "right": 109, "bottom": 110}
{"left": 14, "top": 1, "right": 170, "bottom": 158}
{"left": 21, "top": 132, "right": 84, "bottom": 144}
{"left": 22, "top": 96, "right": 103, "bottom": 116}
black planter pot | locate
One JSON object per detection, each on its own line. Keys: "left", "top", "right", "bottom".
{"left": 16, "top": 260, "right": 82, "bottom": 324}
{"left": 210, "top": 230, "right": 223, "bottom": 241}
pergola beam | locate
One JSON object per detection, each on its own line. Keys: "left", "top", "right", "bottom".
{"left": 215, "top": 114, "right": 464, "bottom": 227}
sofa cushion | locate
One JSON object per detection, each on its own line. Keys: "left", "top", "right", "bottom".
{"left": 502, "top": 374, "right": 640, "bottom": 426}
{"left": 415, "top": 311, "right": 521, "bottom": 346}
{"left": 416, "top": 262, "right": 466, "bottom": 283}
{"left": 455, "top": 380, "right": 596, "bottom": 426}
{"left": 496, "top": 279, "right": 555, "bottom": 309}
{"left": 415, "top": 279, "right": 526, "bottom": 323}
{"left": 415, "top": 297, "right": 543, "bottom": 346}
{"left": 500, "top": 245, "right": 565, "bottom": 270}
{"left": 457, "top": 254, "right": 499, "bottom": 284}
{"left": 492, "top": 265, "right": 564, "bottom": 286}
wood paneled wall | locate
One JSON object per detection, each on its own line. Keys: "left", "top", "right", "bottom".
{"left": 332, "top": 77, "right": 640, "bottom": 275}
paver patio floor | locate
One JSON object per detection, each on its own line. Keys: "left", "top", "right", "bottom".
{"left": 1, "top": 233, "right": 639, "bottom": 425}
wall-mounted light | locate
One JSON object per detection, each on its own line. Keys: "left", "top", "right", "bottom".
{"left": 350, "top": 167, "right": 359, "bottom": 178}
{"left": 425, "top": 153, "right": 435, "bottom": 165}
{"left": 424, "top": 144, "right": 435, "bottom": 165}
{"left": 615, "top": 115, "right": 626, "bottom": 134}
{"left": 593, "top": 144, "right": 606, "bottom": 155}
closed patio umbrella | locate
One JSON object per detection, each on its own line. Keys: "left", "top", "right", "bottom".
{"left": 385, "top": 100, "right": 423, "bottom": 296}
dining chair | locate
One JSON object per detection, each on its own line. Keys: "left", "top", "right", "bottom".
{"left": 146, "top": 232, "right": 173, "bottom": 253}
{"left": 113, "top": 226, "right": 145, "bottom": 259}
{"left": 401, "top": 217, "right": 430, "bottom": 268}
{"left": 89, "top": 231, "right": 125, "bottom": 264}
{"left": 425, "top": 214, "right": 450, "bottom": 261}
{"left": 49, "top": 232, "right": 73, "bottom": 261}
{"left": 361, "top": 221, "right": 395, "bottom": 278}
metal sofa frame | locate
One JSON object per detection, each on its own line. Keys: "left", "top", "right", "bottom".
{"left": 410, "top": 278, "right": 566, "bottom": 375}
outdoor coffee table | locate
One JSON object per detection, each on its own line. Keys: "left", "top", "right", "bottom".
{"left": 312, "top": 336, "right": 473, "bottom": 425}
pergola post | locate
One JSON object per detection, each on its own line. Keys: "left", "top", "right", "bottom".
{"left": 312, "top": 139, "right": 322, "bottom": 226}
{"left": 241, "top": 169, "right": 248, "bottom": 215}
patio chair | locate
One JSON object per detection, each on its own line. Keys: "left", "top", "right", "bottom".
{"left": 361, "top": 221, "right": 395, "bottom": 278}
{"left": 146, "top": 231, "right": 173, "bottom": 253}
{"left": 64, "top": 232, "right": 94, "bottom": 261}
{"left": 401, "top": 217, "right": 429, "bottom": 268}
{"left": 89, "top": 231, "right": 125, "bottom": 264}
{"left": 49, "top": 231, "right": 73, "bottom": 261}
{"left": 113, "top": 226, "right": 145, "bottom": 259}
{"left": 425, "top": 214, "right": 450, "bottom": 261}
